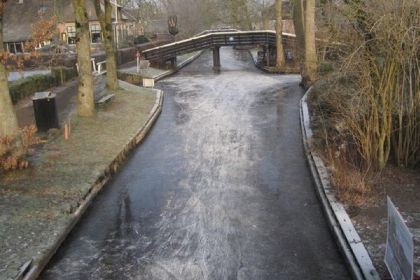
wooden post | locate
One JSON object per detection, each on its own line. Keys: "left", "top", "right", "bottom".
{"left": 64, "top": 121, "right": 71, "bottom": 140}
{"left": 170, "top": 57, "right": 177, "bottom": 69}
{"left": 136, "top": 51, "right": 140, "bottom": 73}
{"left": 213, "top": 46, "right": 221, "bottom": 72}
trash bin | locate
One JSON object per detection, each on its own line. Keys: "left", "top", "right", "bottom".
{"left": 32, "top": 91, "right": 59, "bottom": 132}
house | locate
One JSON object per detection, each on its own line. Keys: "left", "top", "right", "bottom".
{"left": 144, "top": 19, "right": 172, "bottom": 40}
{"left": 3, "top": 0, "right": 142, "bottom": 54}
{"left": 257, "top": 0, "right": 295, "bottom": 34}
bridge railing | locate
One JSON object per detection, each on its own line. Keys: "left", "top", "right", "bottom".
{"left": 142, "top": 30, "right": 295, "bottom": 62}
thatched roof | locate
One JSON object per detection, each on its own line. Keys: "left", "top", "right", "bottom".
{"left": 60, "top": 0, "right": 99, "bottom": 22}
{"left": 3, "top": 0, "right": 55, "bottom": 42}
{"left": 3, "top": 0, "right": 131, "bottom": 43}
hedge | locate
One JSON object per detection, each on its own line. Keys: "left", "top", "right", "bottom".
{"left": 134, "top": 35, "right": 149, "bottom": 45}
{"left": 9, "top": 67, "right": 78, "bottom": 104}
{"left": 117, "top": 71, "right": 143, "bottom": 86}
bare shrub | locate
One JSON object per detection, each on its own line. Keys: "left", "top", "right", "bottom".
{"left": 0, "top": 125, "right": 40, "bottom": 172}
{"left": 327, "top": 150, "right": 371, "bottom": 206}
{"left": 317, "top": 0, "right": 420, "bottom": 171}
{"left": 310, "top": 81, "right": 371, "bottom": 205}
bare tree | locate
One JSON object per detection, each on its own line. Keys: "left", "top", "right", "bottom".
{"left": 260, "top": 0, "right": 271, "bottom": 30}
{"left": 158, "top": 0, "right": 222, "bottom": 37}
{"left": 94, "top": 0, "right": 118, "bottom": 90}
{"left": 275, "top": 0, "right": 285, "bottom": 70}
{"left": 292, "top": 0, "right": 305, "bottom": 59}
{"left": 226, "top": 0, "right": 253, "bottom": 29}
{"left": 135, "top": 0, "right": 160, "bottom": 25}
{"left": 72, "top": 0, "right": 95, "bottom": 117}
{"left": 303, "top": 0, "right": 317, "bottom": 85}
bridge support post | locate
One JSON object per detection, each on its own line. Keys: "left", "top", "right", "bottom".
{"left": 213, "top": 46, "right": 221, "bottom": 72}
{"left": 170, "top": 57, "right": 177, "bottom": 69}
{"left": 266, "top": 45, "right": 271, "bottom": 67}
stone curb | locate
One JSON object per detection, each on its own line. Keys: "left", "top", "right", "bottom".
{"left": 153, "top": 51, "right": 204, "bottom": 81}
{"left": 300, "top": 87, "right": 380, "bottom": 280}
{"left": 18, "top": 85, "right": 164, "bottom": 280}
{"left": 247, "top": 49, "right": 276, "bottom": 74}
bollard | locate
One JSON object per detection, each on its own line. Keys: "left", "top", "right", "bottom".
{"left": 136, "top": 51, "right": 140, "bottom": 73}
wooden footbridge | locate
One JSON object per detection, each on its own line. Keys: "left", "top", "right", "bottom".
{"left": 142, "top": 30, "right": 297, "bottom": 70}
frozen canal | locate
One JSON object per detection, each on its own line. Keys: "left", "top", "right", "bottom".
{"left": 41, "top": 49, "right": 350, "bottom": 279}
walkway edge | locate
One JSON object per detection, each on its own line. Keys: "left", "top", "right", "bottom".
{"left": 300, "top": 87, "right": 380, "bottom": 280}
{"left": 154, "top": 51, "right": 204, "bottom": 81}
{"left": 21, "top": 87, "right": 164, "bottom": 280}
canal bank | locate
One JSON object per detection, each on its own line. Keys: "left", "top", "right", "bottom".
{"left": 1, "top": 51, "right": 202, "bottom": 280}
{"left": 0, "top": 82, "right": 160, "bottom": 280}
{"left": 40, "top": 49, "right": 351, "bottom": 280}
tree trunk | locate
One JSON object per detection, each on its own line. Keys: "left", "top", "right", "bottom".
{"left": 292, "top": 0, "right": 305, "bottom": 64}
{"left": 0, "top": 11, "right": 19, "bottom": 137}
{"left": 94, "top": 0, "right": 118, "bottom": 90}
{"left": 72, "top": 0, "right": 95, "bottom": 117}
{"left": 303, "top": 0, "right": 317, "bottom": 86}
{"left": 275, "top": 0, "right": 285, "bottom": 71}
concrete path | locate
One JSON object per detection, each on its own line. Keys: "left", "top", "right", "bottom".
{"left": 40, "top": 49, "right": 351, "bottom": 280}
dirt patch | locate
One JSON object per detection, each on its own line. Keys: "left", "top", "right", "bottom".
{"left": 307, "top": 85, "right": 420, "bottom": 278}
{"left": 352, "top": 166, "right": 420, "bottom": 278}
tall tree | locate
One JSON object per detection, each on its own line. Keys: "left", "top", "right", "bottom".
{"left": 94, "top": 0, "right": 118, "bottom": 90}
{"left": 259, "top": 0, "right": 271, "bottom": 30}
{"left": 275, "top": 0, "right": 285, "bottom": 70}
{"left": 262, "top": 9, "right": 270, "bottom": 30}
{"left": 0, "top": 1, "right": 19, "bottom": 137}
{"left": 226, "top": 0, "right": 252, "bottom": 30}
{"left": 72, "top": 0, "right": 95, "bottom": 117}
{"left": 292, "top": 0, "right": 305, "bottom": 59}
{"left": 303, "top": 0, "right": 317, "bottom": 85}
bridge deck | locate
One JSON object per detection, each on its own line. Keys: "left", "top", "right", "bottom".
{"left": 142, "top": 30, "right": 296, "bottom": 62}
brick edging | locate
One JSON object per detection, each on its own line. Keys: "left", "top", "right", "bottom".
{"left": 300, "top": 87, "right": 380, "bottom": 280}
{"left": 153, "top": 51, "right": 204, "bottom": 81}
{"left": 20, "top": 86, "right": 164, "bottom": 280}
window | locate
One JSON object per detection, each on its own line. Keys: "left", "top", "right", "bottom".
{"left": 67, "top": 25, "right": 76, "bottom": 45}
{"left": 7, "top": 43, "right": 15, "bottom": 54}
{"left": 15, "top": 42, "right": 23, "bottom": 53}
{"left": 90, "top": 24, "right": 101, "bottom": 43}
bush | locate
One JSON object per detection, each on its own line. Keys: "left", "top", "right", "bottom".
{"left": 9, "top": 74, "right": 57, "bottom": 103}
{"left": 0, "top": 125, "right": 40, "bottom": 172}
{"left": 51, "top": 67, "right": 78, "bottom": 84}
{"left": 134, "top": 35, "right": 150, "bottom": 45}
{"left": 9, "top": 67, "right": 78, "bottom": 104}
{"left": 117, "top": 71, "right": 143, "bottom": 85}
{"left": 317, "top": 0, "right": 420, "bottom": 170}
{"left": 317, "top": 61, "right": 334, "bottom": 76}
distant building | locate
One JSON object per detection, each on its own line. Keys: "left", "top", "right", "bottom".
{"left": 144, "top": 19, "right": 172, "bottom": 40}
{"left": 3, "top": 0, "right": 141, "bottom": 54}
{"left": 256, "top": 0, "right": 295, "bottom": 34}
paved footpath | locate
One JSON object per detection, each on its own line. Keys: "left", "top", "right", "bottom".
{"left": 41, "top": 49, "right": 351, "bottom": 280}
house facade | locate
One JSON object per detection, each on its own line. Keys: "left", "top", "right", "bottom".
{"left": 3, "top": 0, "right": 141, "bottom": 54}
